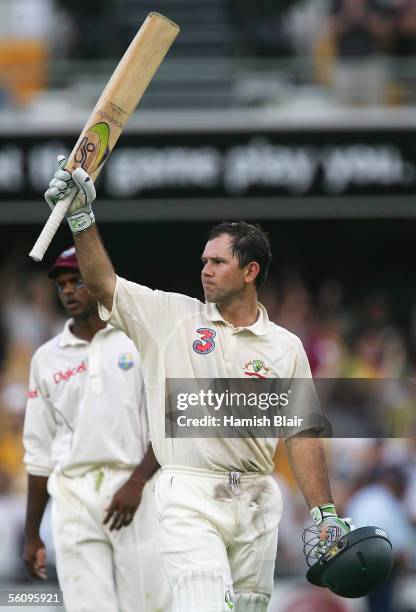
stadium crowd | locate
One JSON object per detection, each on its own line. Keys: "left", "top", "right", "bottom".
{"left": 1, "top": 0, "right": 416, "bottom": 109}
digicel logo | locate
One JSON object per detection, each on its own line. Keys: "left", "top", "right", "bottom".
{"left": 53, "top": 361, "right": 87, "bottom": 384}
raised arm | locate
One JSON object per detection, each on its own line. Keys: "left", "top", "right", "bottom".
{"left": 74, "top": 225, "right": 116, "bottom": 313}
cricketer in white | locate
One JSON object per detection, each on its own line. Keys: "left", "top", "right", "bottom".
{"left": 23, "top": 247, "right": 171, "bottom": 612}
{"left": 43, "top": 160, "right": 354, "bottom": 612}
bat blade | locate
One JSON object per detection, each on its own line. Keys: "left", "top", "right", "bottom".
{"left": 29, "top": 12, "right": 179, "bottom": 262}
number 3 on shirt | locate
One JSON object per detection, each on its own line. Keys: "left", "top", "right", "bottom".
{"left": 192, "top": 328, "right": 216, "bottom": 354}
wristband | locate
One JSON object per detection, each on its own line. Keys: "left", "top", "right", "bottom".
{"left": 310, "top": 503, "right": 337, "bottom": 525}
{"left": 67, "top": 210, "right": 95, "bottom": 234}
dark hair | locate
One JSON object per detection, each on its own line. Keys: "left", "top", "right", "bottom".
{"left": 208, "top": 221, "right": 272, "bottom": 287}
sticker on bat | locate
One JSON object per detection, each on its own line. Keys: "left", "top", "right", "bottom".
{"left": 74, "top": 121, "right": 111, "bottom": 172}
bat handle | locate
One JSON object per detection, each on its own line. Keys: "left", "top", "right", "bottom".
{"left": 29, "top": 199, "right": 70, "bottom": 261}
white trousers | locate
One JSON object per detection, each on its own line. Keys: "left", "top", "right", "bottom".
{"left": 155, "top": 467, "right": 283, "bottom": 612}
{"left": 48, "top": 468, "right": 171, "bottom": 612}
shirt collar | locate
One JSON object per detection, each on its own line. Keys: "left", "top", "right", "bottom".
{"left": 58, "top": 319, "right": 114, "bottom": 347}
{"left": 204, "top": 302, "right": 269, "bottom": 336}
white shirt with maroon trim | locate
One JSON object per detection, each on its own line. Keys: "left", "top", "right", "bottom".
{"left": 23, "top": 320, "right": 149, "bottom": 477}
{"left": 98, "top": 277, "right": 313, "bottom": 473}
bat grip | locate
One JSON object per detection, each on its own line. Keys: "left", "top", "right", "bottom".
{"left": 29, "top": 199, "right": 70, "bottom": 262}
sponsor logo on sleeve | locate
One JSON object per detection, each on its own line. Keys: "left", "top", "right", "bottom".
{"left": 118, "top": 353, "right": 134, "bottom": 370}
{"left": 53, "top": 360, "right": 87, "bottom": 384}
{"left": 26, "top": 388, "right": 38, "bottom": 399}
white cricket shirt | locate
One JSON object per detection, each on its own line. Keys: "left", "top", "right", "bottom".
{"left": 99, "top": 277, "right": 313, "bottom": 473}
{"left": 23, "top": 320, "right": 149, "bottom": 477}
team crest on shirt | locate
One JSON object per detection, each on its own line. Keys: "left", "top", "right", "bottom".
{"left": 192, "top": 328, "right": 216, "bottom": 354}
{"left": 118, "top": 353, "right": 134, "bottom": 370}
{"left": 243, "top": 359, "right": 271, "bottom": 379}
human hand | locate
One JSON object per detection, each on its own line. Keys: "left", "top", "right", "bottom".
{"left": 103, "top": 476, "right": 145, "bottom": 531}
{"left": 44, "top": 156, "right": 96, "bottom": 233}
{"left": 310, "top": 503, "right": 354, "bottom": 557}
{"left": 23, "top": 536, "right": 47, "bottom": 580}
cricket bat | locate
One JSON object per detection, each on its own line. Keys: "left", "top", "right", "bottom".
{"left": 29, "top": 12, "right": 179, "bottom": 262}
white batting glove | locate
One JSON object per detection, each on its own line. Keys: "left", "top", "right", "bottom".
{"left": 45, "top": 155, "right": 96, "bottom": 234}
{"left": 310, "top": 503, "right": 355, "bottom": 557}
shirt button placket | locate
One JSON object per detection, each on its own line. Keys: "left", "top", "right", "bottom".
{"left": 224, "top": 329, "right": 237, "bottom": 375}
{"left": 89, "top": 335, "right": 103, "bottom": 395}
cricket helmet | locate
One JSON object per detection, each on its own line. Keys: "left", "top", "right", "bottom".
{"left": 303, "top": 525, "right": 393, "bottom": 598}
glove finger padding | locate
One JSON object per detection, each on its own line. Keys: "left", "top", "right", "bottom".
{"left": 54, "top": 156, "right": 73, "bottom": 188}
{"left": 50, "top": 179, "right": 70, "bottom": 192}
{"left": 55, "top": 169, "right": 73, "bottom": 182}
{"left": 45, "top": 156, "right": 76, "bottom": 210}
{"left": 57, "top": 155, "right": 67, "bottom": 169}
{"left": 46, "top": 186, "right": 61, "bottom": 200}
{"left": 45, "top": 183, "right": 74, "bottom": 210}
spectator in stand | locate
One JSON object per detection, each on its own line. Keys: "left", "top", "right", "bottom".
{"left": 0, "top": 470, "right": 25, "bottom": 580}
{"left": 3, "top": 271, "right": 64, "bottom": 356}
{"left": 0, "top": 411, "right": 25, "bottom": 485}
{"left": 328, "top": 0, "right": 392, "bottom": 105}
{"left": 388, "top": 0, "right": 416, "bottom": 103}
{"left": 273, "top": 277, "right": 314, "bottom": 344}
{"left": 231, "top": 0, "right": 297, "bottom": 57}
{"left": 7, "top": 0, "right": 55, "bottom": 40}
{"left": 393, "top": 0, "right": 416, "bottom": 58}
{"left": 343, "top": 327, "right": 386, "bottom": 377}
{"left": 361, "top": 292, "right": 391, "bottom": 330}
{"left": 346, "top": 464, "right": 416, "bottom": 612}
{"left": 57, "top": 0, "right": 116, "bottom": 59}
{"left": 403, "top": 434, "right": 416, "bottom": 526}
{"left": 306, "top": 317, "right": 346, "bottom": 377}
{"left": 0, "top": 270, "right": 64, "bottom": 428}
